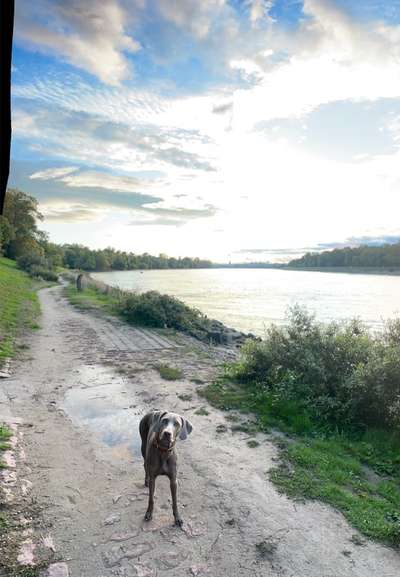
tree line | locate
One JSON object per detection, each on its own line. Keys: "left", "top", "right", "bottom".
{"left": 0, "top": 189, "right": 212, "bottom": 275}
{"left": 288, "top": 243, "right": 400, "bottom": 269}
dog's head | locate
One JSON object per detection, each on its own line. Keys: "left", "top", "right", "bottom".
{"left": 156, "top": 411, "right": 193, "bottom": 449}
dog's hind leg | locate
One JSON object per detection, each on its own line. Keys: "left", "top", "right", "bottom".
{"left": 139, "top": 415, "right": 150, "bottom": 486}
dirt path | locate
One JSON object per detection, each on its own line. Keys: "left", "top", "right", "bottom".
{"left": 1, "top": 285, "right": 400, "bottom": 576}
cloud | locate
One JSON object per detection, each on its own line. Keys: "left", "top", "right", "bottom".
{"left": 319, "top": 235, "right": 400, "bottom": 249}
{"left": 30, "top": 166, "right": 78, "bottom": 180}
{"left": 247, "top": 0, "right": 274, "bottom": 26}
{"left": 12, "top": 101, "right": 216, "bottom": 174}
{"left": 41, "top": 204, "right": 104, "bottom": 222}
{"left": 15, "top": 0, "right": 141, "bottom": 85}
{"left": 212, "top": 101, "right": 233, "bottom": 115}
{"left": 156, "top": 0, "right": 227, "bottom": 39}
{"left": 129, "top": 203, "right": 217, "bottom": 227}
{"left": 53, "top": 170, "right": 147, "bottom": 192}
{"left": 229, "top": 0, "right": 400, "bottom": 129}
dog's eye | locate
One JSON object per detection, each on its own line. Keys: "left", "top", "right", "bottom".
{"left": 161, "top": 418, "right": 168, "bottom": 425}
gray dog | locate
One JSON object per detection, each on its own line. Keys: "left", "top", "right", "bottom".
{"left": 139, "top": 410, "right": 193, "bottom": 527}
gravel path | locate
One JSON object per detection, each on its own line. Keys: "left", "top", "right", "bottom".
{"left": 1, "top": 284, "right": 399, "bottom": 577}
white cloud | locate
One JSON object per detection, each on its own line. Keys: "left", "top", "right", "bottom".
{"left": 15, "top": 0, "right": 141, "bottom": 85}
{"left": 30, "top": 166, "right": 78, "bottom": 180}
{"left": 247, "top": 0, "right": 274, "bottom": 26}
{"left": 156, "top": 0, "right": 227, "bottom": 39}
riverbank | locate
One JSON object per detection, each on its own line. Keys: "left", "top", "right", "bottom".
{"left": 282, "top": 265, "right": 400, "bottom": 276}
{"left": 65, "top": 272, "right": 253, "bottom": 346}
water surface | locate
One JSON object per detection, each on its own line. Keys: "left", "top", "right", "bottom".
{"left": 92, "top": 269, "right": 400, "bottom": 336}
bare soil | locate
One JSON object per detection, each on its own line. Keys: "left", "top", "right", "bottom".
{"left": 1, "top": 285, "right": 399, "bottom": 576}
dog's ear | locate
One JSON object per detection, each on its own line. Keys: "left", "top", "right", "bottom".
{"left": 154, "top": 411, "right": 168, "bottom": 431}
{"left": 179, "top": 417, "right": 193, "bottom": 440}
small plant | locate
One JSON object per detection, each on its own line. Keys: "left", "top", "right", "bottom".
{"left": 247, "top": 439, "right": 260, "bottom": 448}
{"left": 178, "top": 393, "right": 192, "bottom": 401}
{"left": 0, "top": 513, "right": 8, "bottom": 533}
{"left": 156, "top": 364, "right": 183, "bottom": 381}
{"left": 195, "top": 406, "right": 209, "bottom": 416}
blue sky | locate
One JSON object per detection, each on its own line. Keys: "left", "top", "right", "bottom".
{"left": 9, "top": 0, "right": 400, "bottom": 262}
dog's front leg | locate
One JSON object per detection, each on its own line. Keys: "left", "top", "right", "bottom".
{"left": 170, "top": 476, "right": 182, "bottom": 527}
{"left": 144, "top": 476, "right": 155, "bottom": 521}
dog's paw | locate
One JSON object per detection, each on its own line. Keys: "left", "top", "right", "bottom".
{"left": 144, "top": 511, "right": 152, "bottom": 521}
{"left": 174, "top": 516, "right": 183, "bottom": 528}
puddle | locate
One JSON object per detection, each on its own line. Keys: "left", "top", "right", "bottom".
{"left": 62, "top": 365, "right": 143, "bottom": 463}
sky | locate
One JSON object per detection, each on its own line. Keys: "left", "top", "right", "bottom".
{"left": 9, "top": 0, "right": 400, "bottom": 262}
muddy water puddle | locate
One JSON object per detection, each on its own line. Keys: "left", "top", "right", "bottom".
{"left": 62, "top": 365, "right": 144, "bottom": 464}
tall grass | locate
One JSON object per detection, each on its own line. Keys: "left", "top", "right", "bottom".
{"left": 0, "top": 257, "right": 40, "bottom": 365}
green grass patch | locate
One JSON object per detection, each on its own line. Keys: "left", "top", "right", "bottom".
{"left": 247, "top": 439, "right": 260, "bottom": 448}
{"left": 64, "top": 285, "right": 120, "bottom": 314}
{"left": 156, "top": 364, "right": 183, "bottom": 381}
{"left": 195, "top": 406, "right": 209, "bottom": 416}
{"left": 270, "top": 436, "right": 400, "bottom": 545}
{"left": 0, "top": 257, "right": 40, "bottom": 366}
{"left": 201, "top": 376, "right": 400, "bottom": 545}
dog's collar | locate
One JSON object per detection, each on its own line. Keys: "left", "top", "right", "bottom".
{"left": 154, "top": 435, "right": 175, "bottom": 454}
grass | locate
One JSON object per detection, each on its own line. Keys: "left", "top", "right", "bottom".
{"left": 156, "top": 364, "right": 183, "bottom": 381}
{"left": 195, "top": 406, "right": 210, "bottom": 416}
{"left": 64, "top": 285, "right": 120, "bottom": 314}
{"left": 247, "top": 439, "right": 260, "bottom": 448}
{"left": 201, "top": 377, "right": 400, "bottom": 546}
{"left": 0, "top": 257, "right": 41, "bottom": 366}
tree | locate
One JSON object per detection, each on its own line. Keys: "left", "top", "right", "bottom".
{"left": 3, "top": 188, "right": 43, "bottom": 258}
{"left": 0, "top": 214, "right": 13, "bottom": 254}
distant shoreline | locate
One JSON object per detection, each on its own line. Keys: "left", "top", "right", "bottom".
{"left": 94, "top": 266, "right": 400, "bottom": 277}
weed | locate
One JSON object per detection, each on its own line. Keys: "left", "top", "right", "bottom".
{"left": 156, "top": 364, "right": 183, "bottom": 381}
{"left": 247, "top": 439, "right": 260, "bottom": 448}
{"left": 178, "top": 393, "right": 192, "bottom": 401}
{"left": 195, "top": 407, "right": 209, "bottom": 416}
{"left": 0, "top": 513, "right": 8, "bottom": 532}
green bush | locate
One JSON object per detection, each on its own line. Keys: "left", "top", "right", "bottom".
{"left": 16, "top": 252, "right": 47, "bottom": 271}
{"left": 28, "top": 266, "right": 59, "bottom": 282}
{"left": 120, "top": 290, "right": 209, "bottom": 335}
{"left": 231, "top": 306, "right": 400, "bottom": 432}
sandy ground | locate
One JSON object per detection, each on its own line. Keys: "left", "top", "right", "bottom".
{"left": 1, "top": 284, "right": 400, "bottom": 577}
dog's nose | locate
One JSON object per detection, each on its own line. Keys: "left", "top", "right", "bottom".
{"left": 164, "top": 430, "right": 172, "bottom": 439}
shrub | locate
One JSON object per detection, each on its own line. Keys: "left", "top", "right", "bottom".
{"left": 120, "top": 290, "right": 210, "bottom": 335}
{"left": 28, "top": 266, "right": 59, "bottom": 282}
{"left": 231, "top": 306, "right": 400, "bottom": 432}
{"left": 17, "top": 252, "right": 47, "bottom": 272}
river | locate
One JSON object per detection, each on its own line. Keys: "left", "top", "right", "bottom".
{"left": 92, "top": 268, "right": 400, "bottom": 336}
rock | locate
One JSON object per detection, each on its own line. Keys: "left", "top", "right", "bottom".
{"left": 40, "top": 562, "right": 69, "bottom": 577}
{"left": 103, "top": 513, "right": 121, "bottom": 526}
{"left": 190, "top": 565, "right": 211, "bottom": 576}
{"left": 132, "top": 562, "right": 156, "bottom": 577}
{"left": 156, "top": 550, "right": 189, "bottom": 569}
{"left": 102, "top": 544, "right": 152, "bottom": 568}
